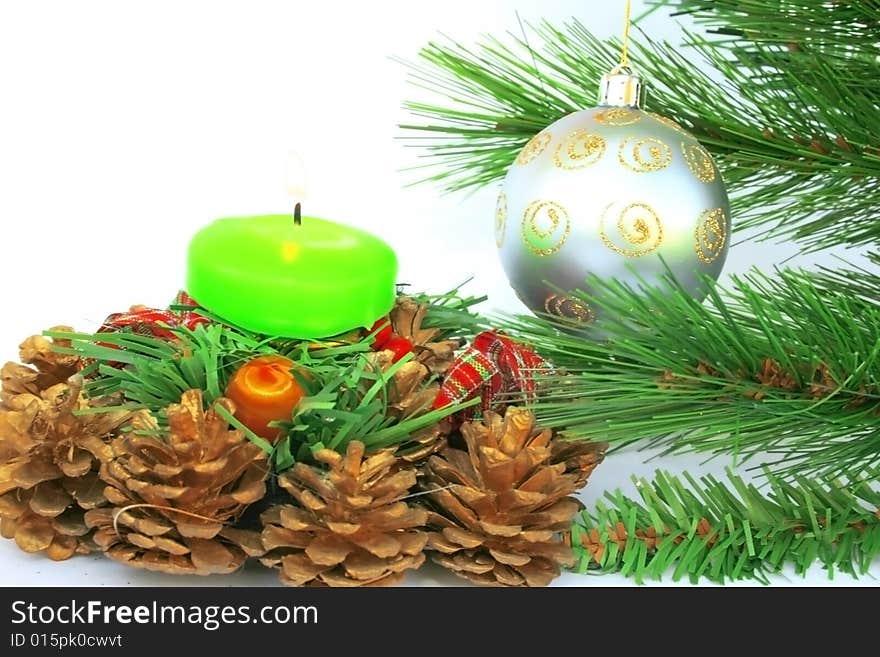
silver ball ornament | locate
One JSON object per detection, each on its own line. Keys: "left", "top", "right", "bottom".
{"left": 495, "top": 68, "right": 731, "bottom": 325}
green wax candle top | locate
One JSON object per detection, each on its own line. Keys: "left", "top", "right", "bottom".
{"left": 186, "top": 214, "right": 398, "bottom": 338}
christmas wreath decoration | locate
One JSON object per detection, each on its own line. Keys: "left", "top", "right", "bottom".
{"left": 0, "top": 290, "right": 606, "bottom": 587}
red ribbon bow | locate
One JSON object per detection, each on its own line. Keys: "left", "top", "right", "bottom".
{"left": 98, "top": 291, "right": 211, "bottom": 339}
{"left": 433, "top": 330, "right": 549, "bottom": 419}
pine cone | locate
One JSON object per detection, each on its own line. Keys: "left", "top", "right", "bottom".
{"left": 1, "top": 331, "right": 81, "bottom": 402}
{"left": 261, "top": 441, "right": 427, "bottom": 586}
{"left": 421, "top": 407, "right": 606, "bottom": 586}
{"left": 85, "top": 390, "right": 268, "bottom": 575}
{"left": 0, "top": 331, "right": 128, "bottom": 560}
{"left": 389, "top": 297, "right": 462, "bottom": 374}
{"left": 551, "top": 437, "right": 606, "bottom": 489}
{"left": 368, "top": 352, "right": 451, "bottom": 463}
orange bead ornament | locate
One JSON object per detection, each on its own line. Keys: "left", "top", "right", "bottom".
{"left": 225, "top": 355, "right": 305, "bottom": 441}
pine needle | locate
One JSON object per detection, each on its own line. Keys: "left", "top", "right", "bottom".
{"left": 47, "top": 289, "right": 484, "bottom": 469}
{"left": 572, "top": 468, "right": 880, "bottom": 584}
{"left": 500, "top": 266, "right": 880, "bottom": 481}
{"left": 398, "top": 3, "right": 880, "bottom": 251}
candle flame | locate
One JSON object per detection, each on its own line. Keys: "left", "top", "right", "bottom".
{"left": 285, "top": 151, "right": 309, "bottom": 204}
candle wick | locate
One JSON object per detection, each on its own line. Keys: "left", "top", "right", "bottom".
{"left": 293, "top": 202, "right": 302, "bottom": 226}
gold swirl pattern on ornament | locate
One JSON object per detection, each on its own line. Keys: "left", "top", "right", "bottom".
{"left": 593, "top": 107, "right": 641, "bottom": 126}
{"left": 544, "top": 294, "right": 595, "bottom": 323}
{"left": 599, "top": 201, "right": 664, "bottom": 258}
{"left": 694, "top": 208, "right": 727, "bottom": 264}
{"left": 521, "top": 199, "right": 571, "bottom": 256}
{"left": 681, "top": 141, "right": 716, "bottom": 183}
{"left": 552, "top": 129, "right": 606, "bottom": 170}
{"left": 618, "top": 137, "right": 672, "bottom": 173}
{"left": 494, "top": 192, "right": 507, "bottom": 248}
{"left": 515, "top": 131, "right": 552, "bottom": 166}
{"left": 647, "top": 111, "right": 690, "bottom": 136}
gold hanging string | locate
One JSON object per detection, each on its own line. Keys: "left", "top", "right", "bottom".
{"left": 621, "top": 0, "right": 633, "bottom": 68}
{"left": 112, "top": 503, "right": 228, "bottom": 538}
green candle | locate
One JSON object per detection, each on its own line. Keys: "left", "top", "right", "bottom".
{"left": 186, "top": 213, "right": 398, "bottom": 338}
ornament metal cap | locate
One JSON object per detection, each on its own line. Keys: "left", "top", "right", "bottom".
{"left": 598, "top": 65, "right": 645, "bottom": 108}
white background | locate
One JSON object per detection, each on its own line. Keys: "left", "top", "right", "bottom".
{"left": 0, "top": 0, "right": 874, "bottom": 587}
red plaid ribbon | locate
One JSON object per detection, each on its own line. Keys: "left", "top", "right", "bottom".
{"left": 433, "top": 330, "right": 549, "bottom": 419}
{"left": 98, "top": 291, "right": 211, "bottom": 339}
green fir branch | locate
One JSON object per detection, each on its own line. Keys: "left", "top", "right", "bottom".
{"left": 667, "top": 0, "right": 880, "bottom": 58}
{"left": 399, "top": 5, "right": 880, "bottom": 250}
{"left": 267, "top": 340, "right": 471, "bottom": 469}
{"left": 47, "top": 323, "right": 267, "bottom": 412}
{"left": 812, "top": 252, "right": 880, "bottom": 306}
{"left": 501, "top": 267, "right": 880, "bottom": 480}
{"left": 571, "top": 468, "right": 880, "bottom": 584}
{"left": 404, "top": 281, "right": 490, "bottom": 340}
{"left": 47, "top": 291, "right": 480, "bottom": 468}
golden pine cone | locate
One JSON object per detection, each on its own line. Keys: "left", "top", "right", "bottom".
{"left": 85, "top": 389, "right": 268, "bottom": 575}
{"left": 551, "top": 437, "right": 607, "bottom": 490}
{"left": 421, "top": 407, "right": 606, "bottom": 587}
{"left": 0, "top": 331, "right": 129, "bottom": 560}
{"left": 367, "top": 352, "right": 451, "bottom": 464}
{"left": 1, "top": 330, "right": 81, "bottom": 403}
{"left": 388, "top": 297, "right": 462, "bottom": 374}
{"left": 261, "top": 440, "right": 427, "bottom": 587}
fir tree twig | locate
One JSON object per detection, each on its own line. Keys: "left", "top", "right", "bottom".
{"left": 500, "top": 267, "right": 880, "bottom": 480}
{"left": 571, "top": 468, "right": 880, "bottom": 584}
{"left": 47, "top": 291, "right": 483, "bottom": 469}
{"left": 403, "top": 281, "right": 489, "bottom": 339}
{"left": 48, "top": 323, "right": 267, "bottom": 412}
{"left": 399, "top": 3, "right": 880, "bottom": 251}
